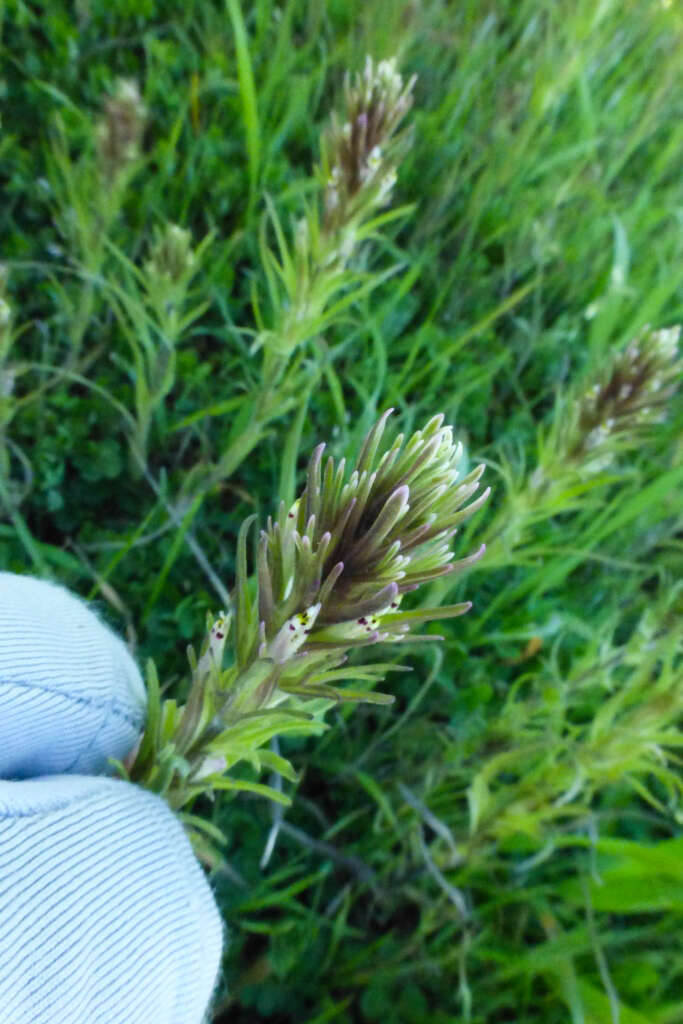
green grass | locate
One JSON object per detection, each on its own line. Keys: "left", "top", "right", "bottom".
{"left": 1, "top": 1, "right": 682, "bottom": 1021}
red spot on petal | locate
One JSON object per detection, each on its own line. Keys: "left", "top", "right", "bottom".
{"left": 288, "top": 624, "right": 296, "bottom": 631}
{"left": 215, "top": 632, "right": 224, "bottom": 639}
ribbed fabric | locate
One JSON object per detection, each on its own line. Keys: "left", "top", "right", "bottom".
{"left": 0, "top": 573, "right": 146, "bottom": 779}
{"left": 0, "top": 574, "right": 225, "bottom": 1024}
{"left": 0, "top": 776, "right": 224, "bottom": 1024}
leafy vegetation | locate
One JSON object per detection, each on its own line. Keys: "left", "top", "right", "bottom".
{"left": 1, "top": 1, "right": 682, "bottom": 1022}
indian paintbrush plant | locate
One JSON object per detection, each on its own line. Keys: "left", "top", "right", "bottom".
{"left": 48, "top": 77, "right": 148, "bottom": 367}
{"left": 256, "top": 55, "right": 416, "bottom": 371}
{"left": 95, "top": 78, "right": 147, "bottom": 184}
{"left": 562, "top": 324, "right": 682, "bottom": 471}
{"left": 463, "top": 324, "right": 683, "bottom": 573}
{"left": 122, "top": 411, "right": 489, "bottom": 863}
{"left": 321, "top": 56, "right": 417, "bottom": 238}
{"left": 534, "top": 323, "right": 682, "bottom": 487}
{"left": 229, "top": 57, "right": 417, "bottom": 470}
{"left": 106, "top": 221, "right": 211, "bottom": 470}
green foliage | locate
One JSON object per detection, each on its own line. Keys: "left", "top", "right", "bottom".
{"left": 1, "top": 1, "right": 682, "bottom": 1022}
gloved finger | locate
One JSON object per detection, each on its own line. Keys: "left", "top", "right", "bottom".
{"left": 0, "top": 774, "right": 224, "bottom": 1024}
{"left": 0, "top": 573, "right": 146, "bottom": 779}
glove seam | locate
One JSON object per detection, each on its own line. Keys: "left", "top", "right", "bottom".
{"left": 0, "top": 676, "right": 145, "bottom": 729}
{"left": 0, "top": 780, "right": 124, "bottom": 820}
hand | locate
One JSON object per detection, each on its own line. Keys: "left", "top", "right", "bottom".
{"left": 0, "top": 572, "right": 223, "bottom": 1024}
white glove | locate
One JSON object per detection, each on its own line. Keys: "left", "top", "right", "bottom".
{"left": 0, "top": 573, "right": 224, "bottom": 1024}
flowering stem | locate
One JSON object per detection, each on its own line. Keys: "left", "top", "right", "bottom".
{"left": 125, "top": 412, "right": 489, "bottom": 846}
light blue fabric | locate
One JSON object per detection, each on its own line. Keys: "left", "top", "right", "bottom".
{"left": 0, "top": 573, "right": 224, "bottom": 1023}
